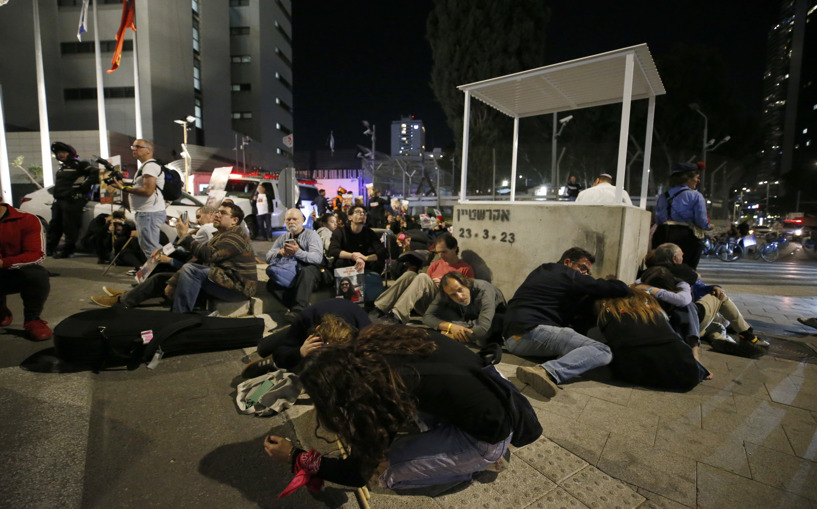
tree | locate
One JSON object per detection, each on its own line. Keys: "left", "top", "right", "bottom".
{"left": 427, "top": 0, "right": 551, "bottom": 192}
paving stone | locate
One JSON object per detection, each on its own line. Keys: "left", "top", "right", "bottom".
{"left": 696, "top": 462, "right": 812, "bottom": 509}
{"left": 626, "top": 389, "right": 702, "bottom": 425}
{"left": 433, "top": 478, "right": 504, "bottom": 509}
{"left": 654, "top": 419, "right": 750, "bottom": 477}
{"left": 354, "top": 493, "right": 438, "bottom": 509}
{"left": 514, "top": 437, "right": 589, "bottom": 483}
{"left": 561, "top": 465, "right": 645, "bottom": 509}
{"left": 597, "top": 436, "right": 696, "bottom": 507}
{"left": 782, "top": 418, "right": 817, "bottom": 460}
{"left": 523, "top": 384, "right": 592, "bottom": 420}
{"left": 701, "top": 405, "right": 795, "bottom": 455}
{"left": 534, "top": 408, "right": 610, "bottom": 465}
{"left": 744, "top": 442, "right": 817, "bottom": 501}
{"left": 767, "top": 374, "right": 817, "bottom": 411}
{"left": 567, "top": 378, "right": 634, "bottom": 407}
{"left": 577, "top": 397, "right": 660, "bottom": 446}
{"left": 634, "top": 487, "right": 693, "bottom": 509}
{"left": 484, "top": 455, "right": 556, "bottom": 507}
{"left": 526, "top": 487, "right": 590, "bottom": 509}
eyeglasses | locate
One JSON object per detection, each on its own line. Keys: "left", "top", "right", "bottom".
{"left": 130, "top": 145, "right": 147, "bottom": 150}
{"left": 352, "top": 210, "right": 367, "bottom": 215}
{"left": 576, "top": 264, "right": 591, "bottom": 275}
{"left": 215, "top": 210, "right": 232, "bottom": 217}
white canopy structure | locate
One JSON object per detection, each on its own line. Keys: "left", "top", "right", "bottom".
{"left": 457, "top": 43, "right": 666, "bottom": 208}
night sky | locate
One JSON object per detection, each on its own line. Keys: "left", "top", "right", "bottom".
{"left": 291, "top": 1, "right": 781, "bottom": 154}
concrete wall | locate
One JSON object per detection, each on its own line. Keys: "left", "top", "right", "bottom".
{"left": 453, "top": 202, "right": 651, "bottom": 298}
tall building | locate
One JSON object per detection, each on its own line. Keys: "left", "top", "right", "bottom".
{"left": 0, "top": 0, "right": 293, "bottom": 175}
{"left": 760, "top": 0, "right": 816, "bottom": 183}
{"left": 390, "top": 116, "right": 425, "bottom": 156}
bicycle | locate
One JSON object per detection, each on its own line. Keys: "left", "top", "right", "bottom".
{"left": 714, "top": 236, "right": 743, "bottom": 262}
{"left": 758, "top": 233, "right": 799, "bottom": 262}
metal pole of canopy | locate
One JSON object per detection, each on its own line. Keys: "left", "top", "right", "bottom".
{"left": 640, "top": 94, "right": 656, "bottom": 209}
{"left": 614, "top": 52, "right": 635, "bottom": 203}
{"left": 510, "top": 117, "right": 519, "bottom": 201}
{"left": 459, "top": 91, "right": 471, "bottom": 203}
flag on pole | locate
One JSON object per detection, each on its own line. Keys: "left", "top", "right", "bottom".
{"left": 107, "top": 0, "right": 136, "bottom": 74}
{"left": 329, "top": 131, "right": 335, "bottom": 154}
{"left": 76, "top": 0, "right": 90, "bottom": 40}
{"left": 283, "top": 134, "right": 293, "bottom": 148}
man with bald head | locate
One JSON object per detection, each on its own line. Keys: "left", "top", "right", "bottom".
{"left": 265, "top": 208, "right": 325, "bottom": 322}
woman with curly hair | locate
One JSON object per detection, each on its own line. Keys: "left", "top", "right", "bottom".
{"left": 264, "top": 325, "right": 516, "bottom": 492}
{"left": 597, "top": 289, "right": 710, "bottom": 392}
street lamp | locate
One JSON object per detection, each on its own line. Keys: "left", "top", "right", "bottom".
{"left": 689, "top": 103, "right": 708, "bottom": 169}
{"left": 551, "top": 114, "right": 573, "bottom": 190}
{"left": 173, "top": 114, "right": 197, "bottom": 192}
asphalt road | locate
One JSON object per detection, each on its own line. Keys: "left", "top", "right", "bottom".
{"left": 696, "top": 247, "right": 817, "bottom": 296}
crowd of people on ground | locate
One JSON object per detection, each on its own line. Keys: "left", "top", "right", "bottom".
{"left": 1, "top": 148, "right": 796, "bottom": 495}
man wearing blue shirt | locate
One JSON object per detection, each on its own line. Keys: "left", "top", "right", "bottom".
{"left": 652, "top": 162, "right": 711, "bottom": 269}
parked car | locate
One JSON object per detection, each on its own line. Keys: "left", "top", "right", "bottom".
{"left": 19, "top": 185, "right": 206, "bottom": 245}
{"left": 216, "top": 173, "right": 321, "bottom": 236}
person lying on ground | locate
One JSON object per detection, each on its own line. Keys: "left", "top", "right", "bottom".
{"left": 597, "top": 289, "right": 711, "bottom": 391}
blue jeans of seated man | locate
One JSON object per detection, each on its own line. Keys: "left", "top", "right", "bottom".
{"left": 504, "top": 324, "right": 612, "bottom": 384}
{"left": 379, "top": 421, "right": 511, "bottom": 490}
{"left": 172, "top": 263, "right": 247, "bottom": 312}
{"left": 135, "top": 210, "right": 166, "bottom": 259}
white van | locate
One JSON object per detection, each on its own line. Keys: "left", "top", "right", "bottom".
{"left": 220, "top": 173, "right": 320, "bottom": 238}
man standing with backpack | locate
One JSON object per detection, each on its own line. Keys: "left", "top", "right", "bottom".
{"left": 110, "top": 139, "right": 166, "bottom": 258}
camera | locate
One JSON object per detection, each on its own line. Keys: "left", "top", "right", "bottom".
{"left": 103, "top": 169, "right": 125, "bottom": 185}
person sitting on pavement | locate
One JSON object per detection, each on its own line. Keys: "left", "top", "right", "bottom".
{"left": 651, "top": 242, "right": 770, "bottom": 357}
{"left": 504, "top": 247, "right": 629, "bottom": 398}
{"left": 597, "top": 289, "right": 711, "bottom": 391}
{"left": 423, "top": 271, "right": 506, "bottom": 346}
{"left": 574, "top": 173, "right": 633, "bottom": 205}
{"left": 242, "top": 298, "right": 371, "bottom": 378}
{"left": 263, "top": 325, "right": 517, "bottom": 491}
{"left": 191, "top": 206, "right": 218, "bottom": 244}
{"left": 314, "top": 212, "right": 337, "bottom": 263}
{"left": 327, "top": 204, "right": 386, "bottom": 300}
{"left": 372, "top": 234, "right": 474, "bottom": 324}
{"left": 0, "top": 202, "right": 53, "bottom": 341}
{"left": 100, "top": 211, "right": 145, "bottom": 270}
{"left": 164, "top": 202, "right": 257, "bottom": 313}
{"left": 265, "top": 208, "right": 325, "bottom": 322}
{"left": 632, "top": 264, "right": 701, "bottom": 359}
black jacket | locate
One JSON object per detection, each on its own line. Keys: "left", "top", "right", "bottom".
{"left": 503, "top": 262, "right": 629, "bottom": 337}
{"left": 53, "top": 158, "right": 97, "bottom": 200}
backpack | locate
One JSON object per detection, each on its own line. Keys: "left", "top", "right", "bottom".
{"left": 158, "top": 164, "right": 184, "bottom": 202}
{"left": 137, "top": 160, "right": 184, "bottom": 202}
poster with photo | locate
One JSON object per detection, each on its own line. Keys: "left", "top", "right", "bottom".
{"left": 334, "top": 266, "right": 363, "bottom": 303}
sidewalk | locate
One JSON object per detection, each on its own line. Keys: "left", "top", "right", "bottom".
{"left": 1, "top": 253, "right": 815, "bottom": 508}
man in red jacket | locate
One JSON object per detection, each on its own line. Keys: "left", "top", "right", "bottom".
{"left": 0, "top": 202, "right": 52, "bottom": 340}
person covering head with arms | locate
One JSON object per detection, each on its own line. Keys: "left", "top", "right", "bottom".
{"left": 503, "top": 247, "right": 629, "bottom": 398}
{"left": 264, "top": 325, "right": 521, "bottom": 492}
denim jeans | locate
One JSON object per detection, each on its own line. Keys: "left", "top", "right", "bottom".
{"left": 379, "top": 422, "right": 511, "bottom": 489}
{"left": 172, "top": 263, "right": 247, "bottom": 312}
{"left": 504, "top": 324, "right": 612, "bottom": 384}
{"left": 135, "top": 210, "right": 166, "bottom": 258}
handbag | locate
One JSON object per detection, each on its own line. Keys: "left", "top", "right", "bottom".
{"left": 266, "top": 256, "right": 300, "bottom": 288}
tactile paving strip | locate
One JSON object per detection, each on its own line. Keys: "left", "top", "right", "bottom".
{"left": 526, "top": 487, "right": 590, "bottom": 509}
{"left": 560, "top": 465, "right": 646, "bottom": 509}
{"left": 514, "top": 438, "right": 589, "bottom": 483}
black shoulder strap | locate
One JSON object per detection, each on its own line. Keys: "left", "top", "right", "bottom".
{"left": 665, "top": 188, "right": 690, "bottom": 221}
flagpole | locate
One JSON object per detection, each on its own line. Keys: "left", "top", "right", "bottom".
{"left": 33, "top": 0, "right": 54, "bottom": 187}
{"left": 132, "top": 28, "right": 142, "bottom": 139}
{"left": 0, "top": 84, "right": 13, "bottom": 204}
{"left": 92, "top": 0, "right": 109, "bottom": 158}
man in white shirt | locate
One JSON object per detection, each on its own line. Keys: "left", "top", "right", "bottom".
{"left": 574, "top": 173, "right": 632, "bottom": 206}
{"left": 192, "top": 206, "right": 218, "bottom": 243}
{"left": 110, "top": 139, "right": 166, "bottom": 257}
